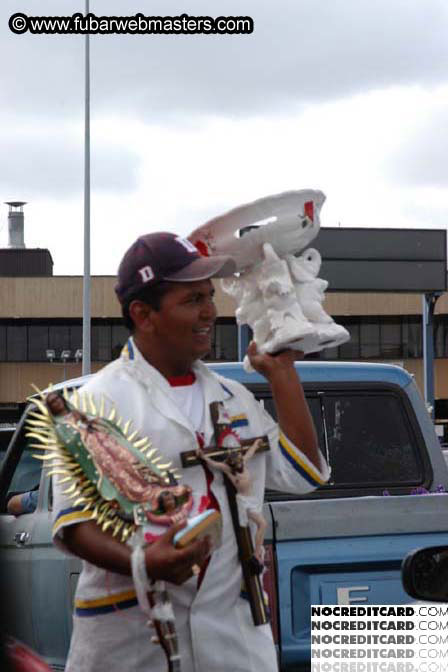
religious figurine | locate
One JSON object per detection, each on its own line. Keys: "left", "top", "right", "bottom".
{"left": 197, "top": 434, "right": 267, "bottom": 573}
{"left": 287, "top": 248, "right": 349, "bottom": 348}
{"left": 222, "top": 273, "right": 270, "bottom": 347}
{"left": 189, "top": 189, "right": 350, "bottom": 358}
{"left": 257, "top": 243, "right": 315, "bottom": 354}
{"left": 41, "top": 391, "right": 193, "bottom": 534}
{"left": 28, "top": 388, "right": 222, "bottom": 672}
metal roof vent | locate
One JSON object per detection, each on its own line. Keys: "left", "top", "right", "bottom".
{"left": 5, "top": 201, "right": 27, "bottom": 249}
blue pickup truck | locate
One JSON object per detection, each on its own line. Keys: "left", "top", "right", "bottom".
{"left": 1, "top": 360, "right": 448, "bottom": 671}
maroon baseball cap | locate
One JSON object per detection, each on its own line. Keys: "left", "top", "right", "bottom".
{"left": 115, "top": 232, "right": 236, "bottom": 304}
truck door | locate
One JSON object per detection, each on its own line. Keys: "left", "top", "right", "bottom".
{"left": 29, "top": 469, "right": 80, "bottom": 670}
{"left": 0, "top": 404, "right": 80, "bottom": 670}
{"left": 0, "top": 411, "right": 42, "bottom": 647}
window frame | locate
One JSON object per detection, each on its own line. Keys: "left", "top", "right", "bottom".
{"left": 0, "top": 403, "right": 33, "bottom": 512}
{"left": 0, "top": 318, "right": 128, "bottom": 363}
{"left": 247, "top": 381, "right": 432, "bottom": 500}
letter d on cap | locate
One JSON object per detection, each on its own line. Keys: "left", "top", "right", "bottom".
{"left": 138, "top": 266, "right": 154, "bottom": 283}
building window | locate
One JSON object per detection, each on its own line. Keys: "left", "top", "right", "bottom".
{"left": 0, "top": 314, "right": 440, "bottom": 363}
{"left": 6, "top": 326, "right": 27, "bottom": 361}
{"left": 91, "top": 325, "right": 112, "bottom": 361}
{"left": 28, "top": 326, "right": 49, "bottom": 361}
{"left": 360, "top": 319, "right": 380, "bottom": 359}
{"left": 314, "top": 315, "right": 423, "bottom": 361}
{"left": 213, "top": 321, "right": 238, "bottom": 361}
{"left": 434, "top": 316, "right": 448, "bottom": 358}
{"left": 0, "top": 325, "right": 6, "bottom": 361}
{"left": 49, "top": 326, "right": 71, "bottom": 354}
{"left": 69, "top": 325, "right": 83, "bottom": 354}
{"left": 402, "top": 317, "right": 422, "bottom": 358}
{"left": 380, "top": 319, "right": 402, "bottom": 358}
{"left": 339, "top": 321, "right": 360, "bottom": 359}
{"left": 0, "top": 320, "right": 119, "bottom": 362}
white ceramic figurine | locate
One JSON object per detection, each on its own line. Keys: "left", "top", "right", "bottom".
{"left": 189, "top": 190, "right": 349, "bottom": 360}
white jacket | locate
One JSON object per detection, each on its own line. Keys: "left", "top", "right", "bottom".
{"left": 53, "top": 339, "right": 329, "bottom": 672}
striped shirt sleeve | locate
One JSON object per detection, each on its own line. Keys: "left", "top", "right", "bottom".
{"left": 259, "top": 402, "right": 330, "bottom": 495}
{"left": 277, "top": 430, "right": 328, "bottom": 488}
{"left": 53, "top": 504, "right": 93, "bottom": 537}
{"left": 52, "top": 473, "right": 94, "bottom": 550}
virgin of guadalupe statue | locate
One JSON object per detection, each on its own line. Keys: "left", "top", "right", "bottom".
{"left": 30, "top": 391, "right": 193, "bottom": 539}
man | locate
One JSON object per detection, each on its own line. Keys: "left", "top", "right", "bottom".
{"left": 52, "top": 232, "right": 329, "bottom": 672}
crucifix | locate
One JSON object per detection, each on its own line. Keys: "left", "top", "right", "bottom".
{"left": 181, "top": 402, "right": 270, "bottom": 626}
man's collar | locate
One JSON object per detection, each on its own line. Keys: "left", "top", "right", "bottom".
{"left": 121, "top": 337, "right": 234, "bottom": 401}
{"left": 121, "top": 336, "right": 172, "bottom": 392}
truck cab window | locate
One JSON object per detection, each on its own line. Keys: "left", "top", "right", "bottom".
{"left": 0, "top": 415, "right": 42, "bottom": 515}
{"left": 324, "top": 393, "right": 422, "bottom": 486}
{"left": 256, "top": 386, "right": 423, "bottom": 496}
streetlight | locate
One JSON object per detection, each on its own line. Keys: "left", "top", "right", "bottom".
{"left": 61, "top": 350, "right": 71, "bottom": 382}
{"left": 82, "top": 0, "right": 91, "bottom": 376}
{"left": 45, "top": 349, "right": 75, "bottom": 382}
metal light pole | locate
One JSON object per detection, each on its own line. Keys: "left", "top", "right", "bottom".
{"left": 422, "top": 292, "right": 442, "bottom": 419}
{"left": 82, "top": 0, "right": 91, "bottom": 375}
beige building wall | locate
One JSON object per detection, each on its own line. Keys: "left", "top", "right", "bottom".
{"left": 0, "top": 275, "right": 440, "bottom": 319}
{"left": 1, "top": 275, "right": 447, "bottom": 403}
{"left": 0, "top": 362, "right": 106, "bottom": 405}
{"left": 0, "top": 277, "right": 122, "bottom": 319}
{"left": 323, "top": 293, "right": 423, "bottom": 316}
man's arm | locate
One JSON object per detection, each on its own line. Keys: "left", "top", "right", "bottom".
{"left": 246, "top": 341, "right": 321, "bottom": 471}
{"left": 61, "top": 519, "right": 211, "bottom": 586}
{"left": 7, "top": 494, "right": 26, "bottom": 516}
{"left": 7, "top": 490, "right": 38, "bottom": 516}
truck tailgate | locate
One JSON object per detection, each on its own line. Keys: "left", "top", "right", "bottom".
{"left": 269, "top": 495, "right": 448, "bottom": 669}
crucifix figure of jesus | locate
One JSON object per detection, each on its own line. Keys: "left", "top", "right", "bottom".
{"left": 181, "top": 400, "right": 270, "bottom": 625}
{"left": 197, "top": 436, "right": 267, "bottom": 569}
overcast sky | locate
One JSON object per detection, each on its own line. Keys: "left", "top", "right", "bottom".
{"left": 1, "top": 0, "right": 447, "bottom": 275}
